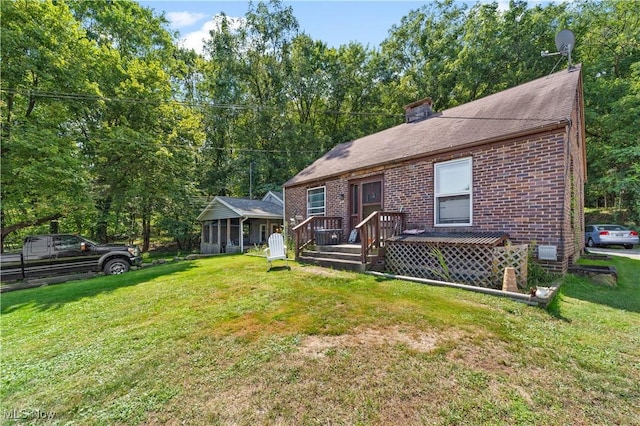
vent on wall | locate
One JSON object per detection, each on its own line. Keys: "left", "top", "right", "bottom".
{"left": 404, "top": 97, "right": 434, "bottom": 123}
{"left": 538, "top": 245, "right": 558, "bottom": 261}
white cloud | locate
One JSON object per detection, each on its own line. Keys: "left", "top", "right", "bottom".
{"left": 496, "top": 0, "right": 510, "bottom": 12}
{"left": 179, "top": 14, "right": 245, "bottom": 55}
{"left": 166, "top": 11, "right": 207, "bottom": 28}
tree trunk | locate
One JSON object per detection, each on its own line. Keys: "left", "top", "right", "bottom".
{"left": 141, "top": 202, "right": 151, "bottom": 252}
{"left": 142, "top": 216, "right": 151, "bottom": 252}
{"left": 95, "top": 195, "right": 112, "bottom": 243}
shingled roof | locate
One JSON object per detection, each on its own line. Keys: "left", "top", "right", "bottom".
{"left": 196, "top": 195, "right": 283, "bottom": 221}
{"left": 285, "top": 65, "right": 582, "bottom": 187}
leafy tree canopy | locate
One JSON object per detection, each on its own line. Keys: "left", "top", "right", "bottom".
{"left": 2, "top": 0, "right": 638, "bottom": 251}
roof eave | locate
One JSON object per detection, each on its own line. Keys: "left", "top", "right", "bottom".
{"left": 284, "top": 120, "right": 569, "bottom": 188}
{"left": 241, "top": 212, "right": 284, "bottom": 219}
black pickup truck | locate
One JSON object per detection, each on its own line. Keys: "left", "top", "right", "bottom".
{"left": 0, "top": 234, "right": 142, "bottom": 282}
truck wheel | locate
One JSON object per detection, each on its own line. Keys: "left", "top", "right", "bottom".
{"left": 104, "top": 258, "right": 130, "bottom": 275}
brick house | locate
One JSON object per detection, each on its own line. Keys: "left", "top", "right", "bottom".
{"left": 283, "top": 66, "right": 586, "bottom": 274}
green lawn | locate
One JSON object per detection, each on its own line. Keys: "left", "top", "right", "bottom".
{"left": 1, "top": 254, "right": 639, "bottom": 425}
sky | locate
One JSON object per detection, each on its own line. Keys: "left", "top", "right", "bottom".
{"left": 139, "top": 1, "right": 455, "bottom": 53}
{"left": 140, "top": 1, "right": 563, "bottom": 54}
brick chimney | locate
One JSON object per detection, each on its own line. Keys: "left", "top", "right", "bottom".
{"left": 404, "top": 97, "right": 433, "bottom": 123}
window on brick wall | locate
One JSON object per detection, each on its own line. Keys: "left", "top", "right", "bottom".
{"left": 434, "top": 157, "right": 472, "bottom": 226}
{"left": 307, "top": 186, "right": 326, "bottom": 216}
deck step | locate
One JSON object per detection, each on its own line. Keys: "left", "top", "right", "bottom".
{"left": 302, "top": 250, "right": 362, "bottom": 262}
{"left": 298, "top": 255, "right": 366, "bottom": 272}
{"left": 298, "top": 243, "right": 383, "bottom": 272}
{"left": 315, "top": 244, "right": 361, "bottom": 255}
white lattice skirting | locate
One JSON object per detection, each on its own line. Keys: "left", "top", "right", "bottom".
{"left": 385, "top": 243, "right": 528, "bottom": 289}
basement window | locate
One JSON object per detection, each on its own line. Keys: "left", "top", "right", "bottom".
{"left": 307, "top": 186, "right": 326, "bottom": 216}
{"left": 434, "top": 157, "right": 472, "bottom": 226}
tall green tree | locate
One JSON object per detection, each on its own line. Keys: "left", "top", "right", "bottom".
{"left": 378, "top": 0, "right": 467, "bottom": 111}
{"left": 450, "top": 0, "right": 570, "bottom": 105}
{"left": 0, "top": 0, "right": 96, "bottom": 250}
{"left": 199, "top": 0, "right": 301, "bottom": 197}
{"left": 67, "top": 0, "right": 205, "bottom": 248}
{"left": 573, "top": 0, "right": 640, "bottom": 221}
{"left": 198, "top": 12, "right": 253, "bottom": 196}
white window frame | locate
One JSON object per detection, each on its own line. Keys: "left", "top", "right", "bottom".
{"left": 434, "top": 157, "right": 473, "bottom": 227}
{"left": 307, "top": 186, "right": 326, "bottom": 217}
{"left": 260, "top": 224, "right": 267, "bottom": 242}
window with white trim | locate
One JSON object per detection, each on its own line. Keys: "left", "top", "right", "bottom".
{"left": 260, "top": 224, "right": 267, "bottom": 242}
{"left": 307, "top": 186, "right": 326, "bottom": 216}
{"left": 434, "top": 157, "right": 472, "bottom": 226}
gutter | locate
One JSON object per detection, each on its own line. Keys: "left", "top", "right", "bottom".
{"left": 365, "top": 271, "right": 561, "bottom": 307}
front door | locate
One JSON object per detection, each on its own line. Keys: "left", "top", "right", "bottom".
{"left": 349, "top": 177, "right": 383, "bottom": 229}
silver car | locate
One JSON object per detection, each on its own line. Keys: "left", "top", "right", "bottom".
{"left": 585, "top": 224, "right": 639, "bottom": 249}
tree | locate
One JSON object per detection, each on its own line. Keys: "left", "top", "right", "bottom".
{"left": 449, "top": 1, "right": 570, "bottom": 105}
{"left": 0, "top": 0, "right": 96, "bottom": 250}
{"left": 66, "top": 0, "right": 205, "bottom": 248}
{"left": 378, "top": 0, "right": 467, "bottom": 111}
{"left": 198, "top": 0, "right": 302, "bottom": 197}
{"left": 574, "top": 0, "right": 640, "bottom": 222}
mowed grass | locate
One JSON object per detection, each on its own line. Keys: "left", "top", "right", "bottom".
{"left": 1, "top": 255, "right": 639, "bottom": 425}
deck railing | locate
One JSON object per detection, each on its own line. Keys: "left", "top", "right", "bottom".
{"left": 292, "top": 216, "right": 343, "bottom": 260}
{"left": 355, "top": 211, "right": 406, "bottom": 266}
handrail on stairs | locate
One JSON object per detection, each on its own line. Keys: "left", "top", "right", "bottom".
{"left": 354, "top": 211, "right": 406, "bottom": 267}
{"left": 292, "top": 216, "right": 342, "bottom": 260}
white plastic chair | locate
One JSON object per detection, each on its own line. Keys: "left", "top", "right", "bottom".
{"left": 264, "top": 233, "right": 290, "bottom": 270}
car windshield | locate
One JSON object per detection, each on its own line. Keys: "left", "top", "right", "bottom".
{"left": 601, "top": 225, "right": 628, "bottom": 231}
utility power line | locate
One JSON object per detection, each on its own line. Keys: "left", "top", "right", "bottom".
{"left": 1, "top": 88, "right": 565, "bottom": 123}
{"left": 0, "top": 88, "right": 401, "bottom": 118}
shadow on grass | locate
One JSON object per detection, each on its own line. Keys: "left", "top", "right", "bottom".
{"left": 0, "top": 262, "right": 195, "bottom": 314}
{"left": 548, "top": 256, "right": 640, "bottom": 317}
{"left": 267, "top": 265, "right": 292, "bottom": 272}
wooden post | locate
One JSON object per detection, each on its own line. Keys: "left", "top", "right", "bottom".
{"left": 502, "top": 267, "right": 518, "bottom": 293}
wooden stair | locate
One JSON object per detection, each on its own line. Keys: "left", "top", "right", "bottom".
{"left": 298, "top": 244, "right": 367, "bottom": 272}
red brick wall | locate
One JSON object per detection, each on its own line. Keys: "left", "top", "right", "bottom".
{"left": 285, "top": 124, "right": 585, "bottom": 273}
{"left": 564, "top": 86, "right": 587, "bottom": 268}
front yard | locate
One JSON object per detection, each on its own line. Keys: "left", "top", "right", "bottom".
{"left": 1, "top": 254, "right": 638, "bottom": 424}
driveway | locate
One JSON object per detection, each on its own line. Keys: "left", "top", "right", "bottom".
{"left": 586, "top": 247, "right": 640, "bottom": 260}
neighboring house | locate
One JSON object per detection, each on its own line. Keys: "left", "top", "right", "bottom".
{"left": 197, "top": 191, "right": 284, "bottom": 254}
{"left": 284, "top": 66, "right": 586, "bottom": 273}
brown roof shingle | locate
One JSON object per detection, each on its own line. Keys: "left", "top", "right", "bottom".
{"left": 285, "top": 65, "right": 582, "bottom": 187}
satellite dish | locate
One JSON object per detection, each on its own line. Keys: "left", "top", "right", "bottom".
{"left": 555, "top": 29, "right": 575, "bottom": 56}
{"left": 541, "top": 29, "right": 576, "bottom": 71}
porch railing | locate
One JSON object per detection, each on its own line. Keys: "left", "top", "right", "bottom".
{"left": 292, "top": 216, "right": 343, "bottom": 260}
{"left": 355, "top": 211, "right": 406, "bottom": 266}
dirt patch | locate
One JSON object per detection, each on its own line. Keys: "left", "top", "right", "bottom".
{"left": 299, "top": 326, "right": 439, "bottom": 357}
{"left": 300, "top": 265, "right": 354, "bottom": 278}
{"left": 445, "top": 333, "right": 517, "bottom": 372}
